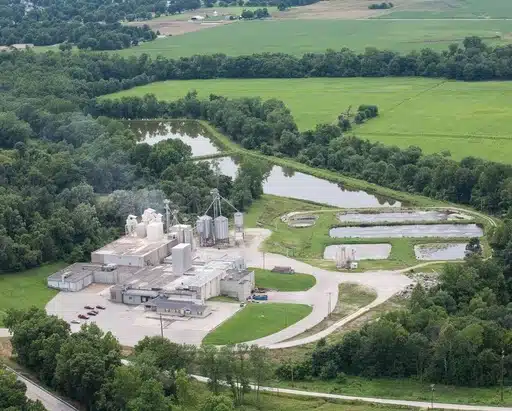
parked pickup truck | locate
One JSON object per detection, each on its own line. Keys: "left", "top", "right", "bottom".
{"left": 271, "top": 266, "right": 295, "bottom": 274}
{"left": 252, "top": 294, "right": 268, "bottom": 301}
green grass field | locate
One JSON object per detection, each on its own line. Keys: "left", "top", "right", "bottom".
{"left": 203, "top": 303, "right": 312, "bottom": 345}
{"left": 0, "top": 263, "right": 66, "bottom": 326}
{"left": 272, "top": 376, "right": 512, "bottom": 407}
{"left": 109, "top": 77, "right": 512, "bottom": 163}
{"left": 253, "top": 268, "right": 316, "bottom": 291}
{"left": 115, "top": 19, "right": 512, "bottom": 58}
{"left": 379, "top": 0, "right": 512, "bottom": 19}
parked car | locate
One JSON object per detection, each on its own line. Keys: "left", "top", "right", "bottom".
{"left": 70, "top": 320, "right": 80, "bottom": 324}
{"left": 87, "top": 311, "right": 98, "bottom": 316}
{"left": 96, "top": 305, "right": 106, "bottom": 310}
{"left": 84, "top": 305, "right": 94, "bottom": 310}
{"left": 78, "top": 314, "right": 89, "bottom": 320}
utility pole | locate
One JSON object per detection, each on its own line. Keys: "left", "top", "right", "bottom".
{"left": 159, "top": 313, "right": 164, "bottom": 338}
{"left": 501, "top": 348, "right": 505, "bottom": 402}
{"left": 430, "top": 384, "right": 435, "bottom": 410}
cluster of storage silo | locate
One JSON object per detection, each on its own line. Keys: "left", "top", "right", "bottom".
{"left": 196, "top": 213, "right": 235, "bottom": 246}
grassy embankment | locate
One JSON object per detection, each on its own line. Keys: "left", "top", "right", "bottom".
{"left": 115, "top": 19, "right": 512, "bottom": 58}
{"left": 202, "top": 303, "right": 312, "bottom": 345}
{"left": 0, "top": 263, "right": 67, "bottom": 326}
{"left": 109, "top": 78, "right": 512, "bottom": 163}
{"left": 252, "top": 267, "right": 316, "bottom": 291}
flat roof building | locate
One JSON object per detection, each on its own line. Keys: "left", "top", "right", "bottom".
{"left": 91, "top": 235, "right": 177, "bottom": 267}
{"left": 47, "top": 263, "right": 141, "bottom": 292}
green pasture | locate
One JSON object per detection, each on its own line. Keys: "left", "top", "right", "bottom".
{"left": 114, "top": 19, "right": 512, "bottom": 58}
{"left": 253, "top": 268, "right": 316, "bottom": 291}
{"left": 0, "top": 263, "right": 66, "bottom": 326}
{"left": 109, "top": 77, "right": 512, "bottom": 163}
{"left": 202, "top": 303, "right": 312, "bottom": 345}
{"left": 379, "top": 0, "right": 512, "bottom": 19}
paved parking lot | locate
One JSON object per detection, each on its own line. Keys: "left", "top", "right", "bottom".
{"left": 46, "top": 285, "right": 241, "bottom": 346}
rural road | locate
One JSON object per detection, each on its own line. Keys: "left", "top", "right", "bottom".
{"left": 3, "top": 366, "right": 78, "bottom": 411}
{"left": 191, "top": 374, "right": 512, "bottom": 411}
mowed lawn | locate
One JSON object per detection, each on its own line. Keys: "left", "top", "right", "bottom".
{"left": 108, "top": 77, "right": 512, "bottom": 163}
{"left": 253, "top": 268, "right": 316, "bottom": 291}
{"left": 203, "top": 303, "right": 312, "bottom": 345}
{"left": 115, "top": 19, "right": 512, "bottom": 58}
{"left": 0, "top": 262, "right": 66, "bottom": 326}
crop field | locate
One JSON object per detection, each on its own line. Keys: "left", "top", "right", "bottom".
{"left": 202, "top": 303, "right": 312, "bottom": 345}
{"left": 109, "top": 77, "right": 512, "bottom": 163}
{"left": 379, "top": 0, "right": 512, "bottom": 19}
{"left": 115, "top": 19, "right": 512, "bottom": 58}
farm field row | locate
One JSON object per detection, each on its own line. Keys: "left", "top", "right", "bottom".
{"left": 378, "top": 0, "right": 512, "bottom": 19}
{"left": 109, "top": 77, "right": 512, "bottom": 162}
{"left": 115, "top": 19, "right": 512, "bottom": 58}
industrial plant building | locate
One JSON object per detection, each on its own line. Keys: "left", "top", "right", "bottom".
{"left": 47, "top": 206, "right": 252, "bottom": 318}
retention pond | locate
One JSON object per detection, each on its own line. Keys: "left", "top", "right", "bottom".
{"left": 337, "top": 210, "right": 465, "bottom": 224}
{"left": 414, "top": 243, "right": 467, "bottom": 260}
{"left": 210, "top": 156, "right": 400, "bottom": 209}
{"left": 329, "top": 224, "right": 483, "bottom": 238}
{"left": 126, "top": 120, "right": 402, "bottom": 209}
{"left": 127, "top": 120, "right": 220, "bottom": 157}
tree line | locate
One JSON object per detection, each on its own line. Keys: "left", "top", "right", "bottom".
{"left": 4, "top": 308, "right": 274, "bottom": 411}
{"left": 91, "top": 92, "right": 512, "bottom": 218}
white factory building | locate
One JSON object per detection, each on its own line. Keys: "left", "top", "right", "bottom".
{"left": 48, "top": 208, "right": 253, "bottom": 318}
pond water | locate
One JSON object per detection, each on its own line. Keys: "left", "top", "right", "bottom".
{"left": 126, "top": 120, "right": 220, "bottom": 157}
{"left": 329, "top": 224, "right": 483, "bottom": 238}
{"left": 324, "top": 244, "right": 391, "bottom": 261}
{"left": 414, "top": 243, "right": 467, "bottom": 260}
{"left": 208, "top": 157, "right": 401, "bottom": 209}
{"left": 337, "top": 210, "right": 457, "bottom": 224}
{"left": 126, "top": 120, "right": 402, "bottom": 209}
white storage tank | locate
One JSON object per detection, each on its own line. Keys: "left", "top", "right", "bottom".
{"left": 234, "top": 212, "right": 244, "bottom": 229}
{"left": 147, "top": 221, "right": 164, "bottom": 241}
{"left": 136, "top": 222, "right": 147, "bottom": 238}
{"left": 214, "top": 216, "right": 229, "bottom": 241}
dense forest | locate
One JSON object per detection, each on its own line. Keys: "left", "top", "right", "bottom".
{"left": 92, "top": 91, "right": 512, "bottom": 217}
{"left": 0, "top": 0, "right": 159, "bottom": 49}
{"left": 4, "top": 310, "right": 273, "bottom": 411}
{"left": 0, "top": 51, "right": 265, "bottom": 272}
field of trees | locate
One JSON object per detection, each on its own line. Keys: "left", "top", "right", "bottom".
{"left": 116, "top": 18, "right": 512, "bottom": 57}
{"left": 108, "top": 77, "right": 512, "bottom": 163}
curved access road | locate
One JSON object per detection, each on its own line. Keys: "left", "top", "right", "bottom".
{"left": 191, "top": 375, "right": 512, "bottom": 411}
{"left": 241, "top": 232, "right": 412, "bottom": 348}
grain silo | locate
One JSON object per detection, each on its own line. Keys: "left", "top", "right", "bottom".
{"left": 214, "top": 215, "right": 229, "bottom": 242}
